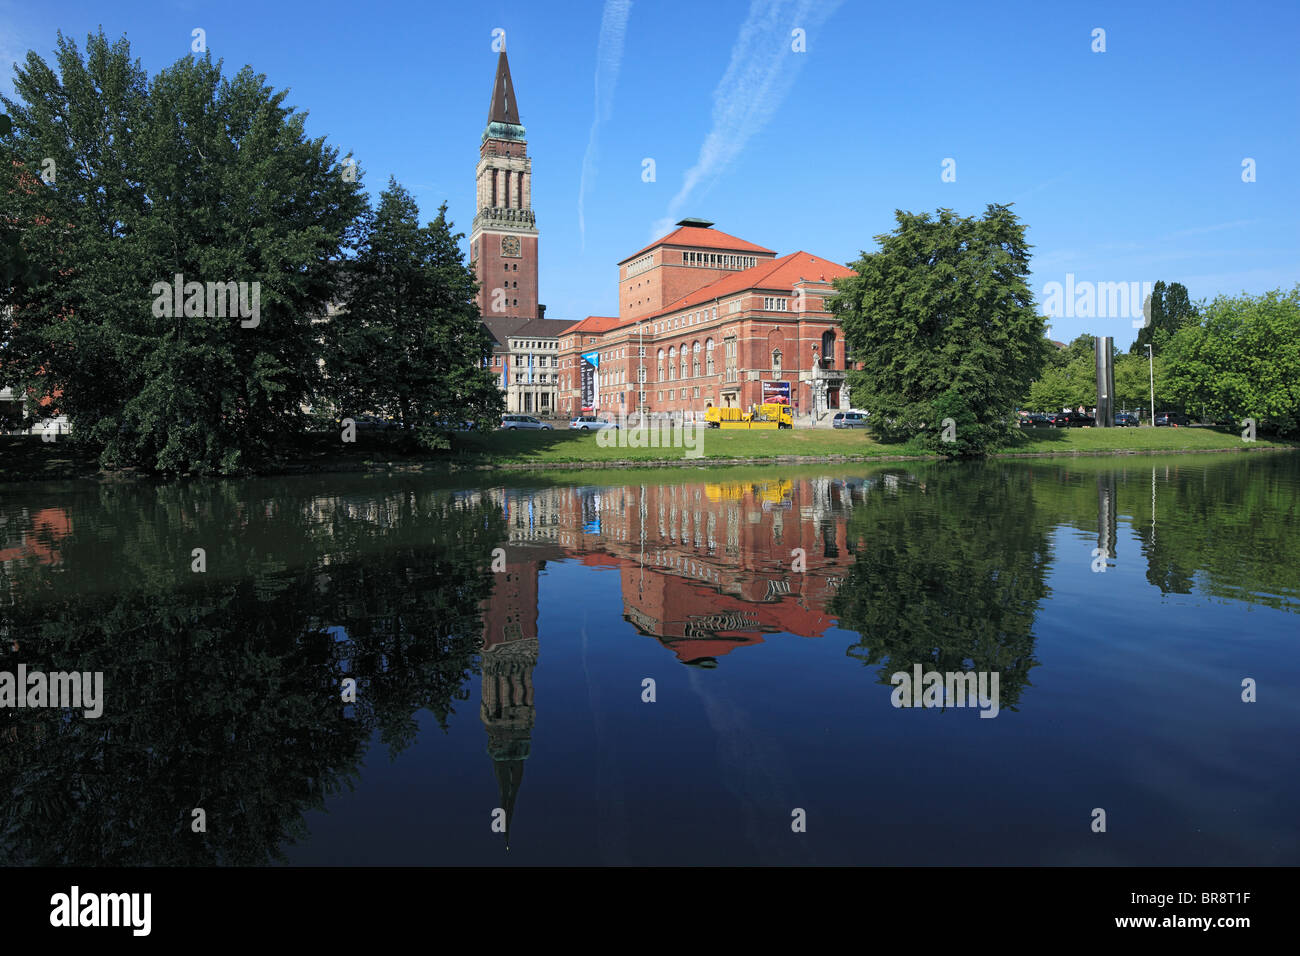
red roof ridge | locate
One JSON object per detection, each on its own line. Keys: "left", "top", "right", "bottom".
{"left": 639, "top": 251, "right": 853, "bottom": 321}
{"left": 618, "top": 225, "right": 776, "bottom": 264}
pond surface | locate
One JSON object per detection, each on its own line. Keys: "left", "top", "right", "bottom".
{"left": 1, "top": 454, "right": 1297, "bottom": 865}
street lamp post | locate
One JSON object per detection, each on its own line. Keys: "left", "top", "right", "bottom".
{"left": 1146, "top": 343, "right": 1156, "bottom": 426}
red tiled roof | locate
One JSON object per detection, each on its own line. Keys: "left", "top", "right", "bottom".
{"left": 561, "top": 315, "right": 621, "bottom": 335}
{"left": 619, "top": 226, "right": 776, "bottom": 264}
{"left": 643, "top": 251, "right": 854, "bottom": 321}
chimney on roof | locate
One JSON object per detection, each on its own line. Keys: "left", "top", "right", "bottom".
{"left": 537, "top": 303, "right": 546, "bottom": 319}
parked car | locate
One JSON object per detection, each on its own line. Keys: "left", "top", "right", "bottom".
{"left": 1044, "top": 412, "right": 1072, "bottom": 427}
{"left": 831, "top": 411, "right": 869, "bottom": 429}
{"left": 500, "top": 415, "right": 551, "bottom": 430}
{"left": 1154, "top": 411, "right": 1190, "bottom": 427}
{"left": 1019, "top": 412, "right": 1051, "bottom": 426}
{"left": 1114, "top": 412, "right": 1139, "bottom": 427}
{"left": 1064, "top": 411, "right": 1095, "bottom": 427}
{"left": 569, "top": 415, "right": 619, "bottom": 430}
{"left": 345, "top": 415, "right": 393, "bottom": 431}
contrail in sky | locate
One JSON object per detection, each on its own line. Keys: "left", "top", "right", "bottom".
{"left": 652, "top": 0, "right": 843, "bottom": 240}
{"left": 578, "top": 0, "right": 634, "bottom": 249}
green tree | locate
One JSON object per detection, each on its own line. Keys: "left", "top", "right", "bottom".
{"left": 0, "top": 31, "right": 364, "bottom": 474}
{"left": 1162, "top": 286, "right": 1300, "bottom": 435}
{"left": 324, "top": 180, "right": 503, "bottom": 448}
{"left": 1131, "top": 280, "right": 1198, "bottom": 355}
{"left": 829, "top": 205, "right": 1044, "bottom": 455}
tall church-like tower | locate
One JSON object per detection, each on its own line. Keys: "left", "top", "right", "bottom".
{"left": 471, "top": 50, "right": 539, "bottom": 318}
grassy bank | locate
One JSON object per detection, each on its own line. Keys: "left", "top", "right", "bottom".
{"left": 1000, "top": 424, "right": 1294, "bottom": 455}
{"left": 2, "top": 425, "right": 1295, "bottom": 483}
{"left": 448, "top": 426, "right": 920, "bottom": 465}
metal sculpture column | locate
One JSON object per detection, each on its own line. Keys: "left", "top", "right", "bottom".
{"left": 1094, "top": 336, "right": 1115, "bottom": 427}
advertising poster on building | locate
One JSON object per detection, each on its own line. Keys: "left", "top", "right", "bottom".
{"left": 581, "top": 351, "right": 599, "bottom": 410}
{"left": 762, "top": 381, "right": 790, "bottom": 405}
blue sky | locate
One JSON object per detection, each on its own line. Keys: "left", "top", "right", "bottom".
{"left": 3, "top": 0, "right": 1296, "bottom": 346}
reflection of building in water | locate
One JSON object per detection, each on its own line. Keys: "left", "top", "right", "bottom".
{"left": 0, "top": 507, "right": 71, "bottom": 568}
{"left": 474, "top": 478, "right": 859, "bottom": 844}
{"left": 480, "top": 632, "right": 538, "bottom": 849}
{"left": 485, "top": 478, "right": 860, "bottom": 666}
{"left": 477, "top": 541, "right": 561, "bottom": 846}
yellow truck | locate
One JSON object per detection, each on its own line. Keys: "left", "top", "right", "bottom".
{"left": 705, "top": 403, "right": 793, "bottom": 429}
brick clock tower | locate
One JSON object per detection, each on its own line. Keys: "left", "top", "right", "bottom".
{"left": 472, "top": 50, "right": 540, "bottom": 319}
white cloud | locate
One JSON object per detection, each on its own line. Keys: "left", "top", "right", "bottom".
{"left": 650, "top": 0, "right": 844, "bottom": 240}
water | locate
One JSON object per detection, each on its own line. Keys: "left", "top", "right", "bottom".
{"left": 1, "top": 454, "right": 1297, "bottom": 865}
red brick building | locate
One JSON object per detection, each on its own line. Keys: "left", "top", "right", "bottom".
{"left": 465, "top": 51, "right": 860, "bottom": 423}
{"left": 557, "top": 221, "right": 856, "bottom": 421}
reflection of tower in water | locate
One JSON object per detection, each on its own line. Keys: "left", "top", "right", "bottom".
{"left": 1097, "top": 473, "right": 1118, "bottom": 562}
{"left": 478, "top": 540, "right": 556, "bottom": 849}
{"left": 480, "top": 634, "right": 538, "bottom": 850}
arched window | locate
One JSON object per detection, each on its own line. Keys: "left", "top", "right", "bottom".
{"left": 669, "top": 347, "right": 677, "bottom": 380}
{"left": 692, "top": 341, "right": 701, "bottom": 378}
{"left": 772, "top": 349, "right": 782, "bottom": 372}
{"left": 705, "top": 338, "right": 715, "bottom": 375}
{"left": 681, "top": 355, "right": 688, "bottom": 379}
{"left": 657, "top": 349, "right": 666, "bottom": 382}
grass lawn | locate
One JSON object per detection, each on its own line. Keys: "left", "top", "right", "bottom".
{"left": 1002, "top": 424, "right": 1295, "bottom": 455}
{"left": 447, "top": 423, "right": 1295, "bottom": 466}
{"left": 2, "top": 424, "right": 1293, "bottom": 483}
{"left": 447, "top": 425, "right": 915, "bottom": 465}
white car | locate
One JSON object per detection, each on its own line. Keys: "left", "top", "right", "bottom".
{"left": 500, "top": 415, "right": 551, "bottom": 430}
{"left": 569, "top": 416, "right": 619, "bottom": 430}
{"left": 831, "top": 411, "right": 869, "bottom": 429}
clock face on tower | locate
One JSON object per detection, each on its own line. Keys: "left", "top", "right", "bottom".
{"left": 501, "top": 235, "right": 521, "bottom": 257}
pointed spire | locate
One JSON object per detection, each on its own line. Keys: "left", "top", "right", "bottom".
{"left": 487, "top": 50, "right": 521, "bottom": 126}
{"left": 494, "top": 755, "right": 526, "bottom": 850}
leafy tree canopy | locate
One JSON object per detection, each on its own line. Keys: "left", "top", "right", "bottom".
{"left": 1162, "top": 286, "right": 1300, "bottom": 435}
{"left": 323, "top": 179, "right": 503, "bottom": 448}
{"left": 830, "top": 204, "right": 1044, "bottom": 455}
{"left": 0, "top": 30, "right": 365, "bottom": 474}
{"left": 1131, "top": 280, "right": 1199, "bottom": 355}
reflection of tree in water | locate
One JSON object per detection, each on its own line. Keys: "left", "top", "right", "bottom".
{"left": 0, "top": 480, "right": 502, "bottom": 865}
{"left": 829, "top": 465, "right": 1050, "bottom": 712}
{"left": 1124, "top": 457, "right": 1300, "bottom": 610}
